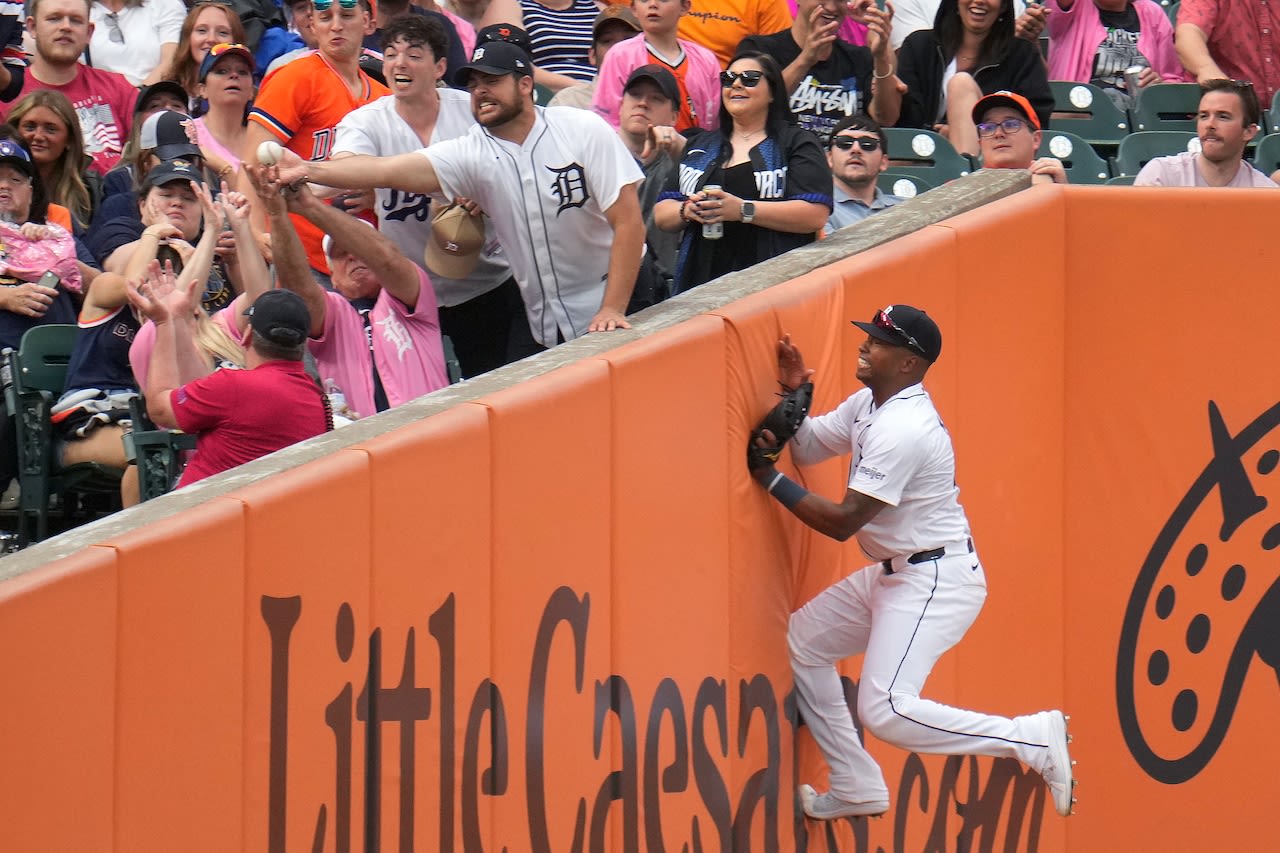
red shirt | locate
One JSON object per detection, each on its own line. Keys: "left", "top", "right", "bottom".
{"left": 1179, "top": 0, "right": 1280, "bottom": 104}
{"left": 0, "top": 65, "right": 138, "bottom": 176}
{"left": 170, "top": 360, "right": 328, "bottom": 486}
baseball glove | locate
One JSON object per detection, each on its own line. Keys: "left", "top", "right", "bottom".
{"left": 747, "top": 382, "right": 813, "bottom": 471}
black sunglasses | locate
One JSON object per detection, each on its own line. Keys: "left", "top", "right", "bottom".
{"left": 720, "top": 70, "right": 763, "bottom": 88}
{"left": 831, "top": 136, "right": 882, "bottom": 152}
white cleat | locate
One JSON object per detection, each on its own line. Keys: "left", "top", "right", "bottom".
{"left": 1040, "top": 710, "right": 1077, "bottom": 817}
{"left": 798, "top": 784, "right": 889, "bottom": 820}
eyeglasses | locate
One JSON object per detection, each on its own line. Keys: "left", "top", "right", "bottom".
{"left": 311, "top": 0, "right": 358, "bottom": 11}
{"left": 720, "top": 70, "right": 763, "bottom": 88}
{"left": 873, "top": 309, "right": 926, "bottom": 356}
{"left": 104, "top": 11, "right": 124, "bottom": 44}
{"left": 831, "top": 135, "right": 882, "bottom": 152}
{"left": 975, "top": 117, "right": 1029, "bottom": 138}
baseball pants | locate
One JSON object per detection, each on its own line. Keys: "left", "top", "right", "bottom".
{"left": 788, "top": 546, "right": 1052, "bottom": 802}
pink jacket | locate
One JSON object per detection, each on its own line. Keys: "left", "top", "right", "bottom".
{"left": 592, "top": 34, "right": 721, "bottom": 132}
{"left": 1047, "top": 0, "right": 1187, "bottom": 83}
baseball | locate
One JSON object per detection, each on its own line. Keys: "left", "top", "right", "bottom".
{"left": 257, "top": 140, "right": 284, "bottom": 166}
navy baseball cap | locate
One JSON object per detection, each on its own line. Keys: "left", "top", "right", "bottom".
{"left": 145, "top": 157, "right": 205, "bottom": 189}
{"left": 457, "top": 41, "right": 532, "bottom": 85}
{"left": 245, "top": 289, "right": 310, "bottom": 347}
{"left": 852, "top": 304, "right": 942, "bottom": 362}
{"left": 0, "top": 139, "right": 35, "bottom": 179}
{"left": 139, "top": 110, "right": 202, "bottom": 161}
{"left": 198, "top": 42, "right": 256, "bottom": 83}
{"left": 625, "top": 64, "right": 679, "bottom": 105}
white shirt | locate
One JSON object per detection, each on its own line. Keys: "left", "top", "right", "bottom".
{"left": 334, "top": 91, "right": 512, "bottom": 307}
{"left": 88, "top": 0, "right": 185, "bottom": 86}
{"left": 423, "top": 106, "right": 643, "bottom": 346}
{"left": 792, "top": 383, "right": 971, "bottom": 560}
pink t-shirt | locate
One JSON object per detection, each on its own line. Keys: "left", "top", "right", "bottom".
{"left": 1134, "top": 151, "right": 1280, "bottom": 187}
{"left": 0, "top": 66, "right": 139, "bottom": 176}
{"left": 309, "top": 266, "right": 447, "bottom": 419}
{"left": 130, "top": 301, "right": 243, "bottom": 391}
{"left": 171, "top": 359, "right": 328, "bottom": 486}
{"left": 194, "top": 116, "right": 244, "bottom": 175}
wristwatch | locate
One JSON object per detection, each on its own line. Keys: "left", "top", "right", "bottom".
{"left": 741, "top": 201, "right": 756, "bottom": 223}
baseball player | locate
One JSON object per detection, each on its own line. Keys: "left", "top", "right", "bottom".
{"left": 267, "top": 38, "right": 645, "bottom": 345}
{"left": 748, "top": 305, "right": 1077, "bottom": 821}
{"left": 247, "top": 0, "right": 389, "bottom": 278}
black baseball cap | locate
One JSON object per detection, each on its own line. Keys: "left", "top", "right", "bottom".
{"left": 457, "top": 41, "right": 532, "bottom": 86}
{"left": 144, "top": 157, "right": 205, "bottom": 189}
{"left": 245, "top": 289, "right": 310, "bottom": 347}
{"left": 625, "top": 64, "right": 679, "bottom": 105}
{"left": 139, "top": 110, "right": 202, "bottom": 160}
{"left": 136, "top": 81, "right": 189, "bottom": 115}
{"left": 852, "top": 304, "right": 942, "bottom": 362}
{"left": 475, "top": 23, "right": 533, "bottom": 59}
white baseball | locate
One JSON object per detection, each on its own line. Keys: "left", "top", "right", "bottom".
{"left": 257, "top": 140, "right": 284, "bottom": 166}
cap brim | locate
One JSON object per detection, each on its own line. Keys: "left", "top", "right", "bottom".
{"left": 425, "top": 250, "right": 480, "bottom": 280}
{"left": 851, "top": 320, "right": 906, "bottom": 348}
{"left": 972, "top": 94, "right": 1038, "bottom": 129}
{"left": 457, "top": 62, "right": 519, "bottom": 82}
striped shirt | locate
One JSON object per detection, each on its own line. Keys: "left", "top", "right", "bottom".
{"left": 519, "top": 0, "right": 599, "bottom": 82}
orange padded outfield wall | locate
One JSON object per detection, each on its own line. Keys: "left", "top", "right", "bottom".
{"left": 1, "top": 185, "right": 1278, "bottom": 851}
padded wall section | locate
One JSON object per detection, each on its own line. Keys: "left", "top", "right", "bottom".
{"left": 1062, "top": 186, "right": 1280, "bottom": 851}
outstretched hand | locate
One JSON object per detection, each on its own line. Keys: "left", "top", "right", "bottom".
{"left": 126, "top": 259, "right": 188, "bottom": 324}
{"left": 778, "top": 333, "right": 815, "bottom": 389}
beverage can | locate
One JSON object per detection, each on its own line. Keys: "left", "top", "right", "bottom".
{"left": 701, "top": 185, "right": 723, "bottom": 240}
{"left": 1124, "top": 65, "right": 1145, "bottom": 95}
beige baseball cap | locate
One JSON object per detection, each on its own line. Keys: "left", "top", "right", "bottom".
{"left": 425, "top": 202, "right": 484, "bottom": 279}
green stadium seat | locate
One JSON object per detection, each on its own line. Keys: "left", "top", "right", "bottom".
{"left": 1252, "top": 132, "right": 1280, "bottom": 176}
{"left": 878, "top": 172, "right": 933, "bottom": 199}
{"left": 882, "top": 128, "right": 974, "bottom": 187}
{"left": 1131, "top": 82, "right": 1201, "bottom": 132}
{"left": 1037, "top": 129, "right": 1112, "bottom": 183}
{"left": 1114, "top": 130, "right": 1198, "bottom": 176}
{"left": 1048, "top": 81, "right": 1131, "bottom": 155}
{"left": 3, "top": 324, "right": 122, "bottom": 544}
{"left": 1105, "top": 175, "right": 1137, "bottom": 185}
{"left": 1266, "top": 90, "right": 1280, "bottom": 134}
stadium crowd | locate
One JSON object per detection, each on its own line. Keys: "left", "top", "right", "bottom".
{"left": 0, "top": 0, "right": 1273, "bottom": 534}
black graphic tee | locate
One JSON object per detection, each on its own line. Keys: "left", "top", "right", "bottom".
{"left": 739, "top": 29, "right": 873, "bottom": 143}
{"left": 1090, "top": 4, "right": 1144, "bottom": 91}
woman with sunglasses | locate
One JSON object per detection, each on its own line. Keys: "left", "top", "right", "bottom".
{"left": 89, "top": 0, "right": 188, "bottom": 87}
{"left": 164, "top": 1, "right": 250, "bottom": 110}
{"left": 895, "top": 0, "right": 1052, "bottom": 157}
{"left": 653, "top": 52, "right": 832, "bottom": 294}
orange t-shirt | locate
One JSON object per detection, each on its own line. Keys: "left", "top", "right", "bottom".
{"left": 46, "top": 203, "right": 72, "bottom": 232}
{"left": 250, "top": 52, "right": 389, "bottom": 274}
{"left": 678, "top": 0, "right": 793, "bottom": 68}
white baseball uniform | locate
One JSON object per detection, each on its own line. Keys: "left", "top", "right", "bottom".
{"left": 421, "top": 106, "right": 644, "bottom": 346}
{"left": 333, "top": 90, "right": 512, "bottom": 308}
{"left": 787, "top": 382, "right": 1059, "bottom": 804}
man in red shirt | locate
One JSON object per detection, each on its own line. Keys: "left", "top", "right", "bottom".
{"left": 136, "top": 282, "right": 330, "bottom": 487}
{"left": 3, "top": 0, "right": 139, "bottom": 175}
{"left": 1177, "top": 0, "right": 1280, "bottom": 105}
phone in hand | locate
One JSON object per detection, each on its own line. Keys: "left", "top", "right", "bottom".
{"left": 36, "top": 270, "right": 60, "bottom": 290}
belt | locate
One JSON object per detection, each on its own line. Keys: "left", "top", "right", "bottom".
{"left": 882, "top": 538, "right": 974, "bottom": 574}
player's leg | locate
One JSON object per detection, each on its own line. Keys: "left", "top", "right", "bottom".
{"left": 788, "top": 563, "right": 890, "bottom": 812}
{"left": 855, "top": 553, "right": 1076, "bottom": 814}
